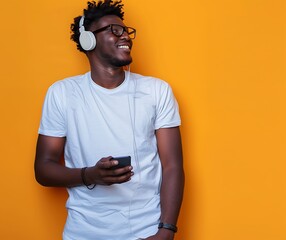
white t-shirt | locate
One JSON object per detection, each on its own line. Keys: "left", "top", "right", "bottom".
{"left": 39, "top": 71, "right": 181, "bottom": 240}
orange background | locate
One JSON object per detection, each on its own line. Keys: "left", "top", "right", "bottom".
{"left": 0, "top": 0, "right": 285, "bottom": 239}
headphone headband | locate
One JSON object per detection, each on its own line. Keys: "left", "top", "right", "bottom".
{"left": 79, "top": 16, "right": 85, "bottom": 33}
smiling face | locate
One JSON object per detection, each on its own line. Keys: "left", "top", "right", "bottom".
{"left": 89, "top": 15, "right": 133, "bottom": 67}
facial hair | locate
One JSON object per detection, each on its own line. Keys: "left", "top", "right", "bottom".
{"left": 109, "top": 56, "right": 133, "bottom": 67}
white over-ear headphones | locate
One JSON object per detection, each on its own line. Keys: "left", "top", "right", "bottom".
{"left": 79, "top": 16, "right": 97, "bottom": 51}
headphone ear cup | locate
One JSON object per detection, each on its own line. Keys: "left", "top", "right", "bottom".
{"left": 79, "top": 31, "right": 96, "bottom": 51}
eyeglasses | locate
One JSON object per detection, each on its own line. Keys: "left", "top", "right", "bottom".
{"left": 92, "top": 24, "right": 136, "bottom": 39}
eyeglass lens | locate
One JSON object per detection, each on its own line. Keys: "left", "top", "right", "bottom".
{"left": 111, "top": 25, "right": 136, "bottom": 39}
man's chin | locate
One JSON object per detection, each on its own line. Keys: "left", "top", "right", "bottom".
{"left": 112, "top": 58, "right": 133, "bottom": 67}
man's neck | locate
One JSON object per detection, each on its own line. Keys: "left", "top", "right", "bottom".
{"left": 89, "top": 64, "right": 126, "bottom": 89}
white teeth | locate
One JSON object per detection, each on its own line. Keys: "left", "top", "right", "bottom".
{"left": 118, "top": 45, "right": 130, "bottom": 49}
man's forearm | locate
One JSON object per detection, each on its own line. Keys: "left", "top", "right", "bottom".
{"left": 35, "top": 161, "right": 82, "bottom": 188}
{"left": 160, "top": 165, "right": 185, "bottom": 225}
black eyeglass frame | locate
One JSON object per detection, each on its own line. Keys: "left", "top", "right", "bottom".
{"left": 92, "top": 24, "right": 136, "bottom": 39}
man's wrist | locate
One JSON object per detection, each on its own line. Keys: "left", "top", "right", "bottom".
{"left": 157, "top": 227, "right": 175, "bottom": 240}
{"left": 158, "top": 222, "right": 178, "bottom": 233}
{"left": 81, "top": 167, "right": 96, "bottom": 190}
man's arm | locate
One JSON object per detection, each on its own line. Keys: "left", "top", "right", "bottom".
{"left": 34, "top": 134, "right": 83, "bottom": 187}
{"left": 34, "top": 134, "right": 133, "bottom": 188}
{"left": 146, "top": 126, "right": 184, "bottom": 240}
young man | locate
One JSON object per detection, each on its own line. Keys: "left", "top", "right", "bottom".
{"left": 34, "top": 1, "right": 184, "bottom": 239}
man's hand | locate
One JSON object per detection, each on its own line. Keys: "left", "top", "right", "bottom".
{"left": 143, "top": 229, "right": 175, "bottom": 240}
{"left": 84, "top": 156, "right": 134, "bottom": 186}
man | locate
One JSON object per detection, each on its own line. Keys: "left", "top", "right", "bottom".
{"left": 34, "top": 1, "right": 184, "bottom": 239}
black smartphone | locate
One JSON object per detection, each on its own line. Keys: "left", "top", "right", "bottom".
{"left": 110, "top": 156, "right": 131, "bottom": 170}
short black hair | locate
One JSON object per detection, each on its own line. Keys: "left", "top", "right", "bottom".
{"left": 71, "top": 0, "right": 125, "bottom": 53}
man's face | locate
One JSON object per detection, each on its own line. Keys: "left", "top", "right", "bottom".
{"left": 90, "top": 15, "right": 133, "bottom": 67}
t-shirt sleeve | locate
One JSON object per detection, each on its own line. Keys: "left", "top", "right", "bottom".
{"left": 154, "top": 81, "right": 181, "bottom": 129}
{"left": 38, "top": 82, "right": 66, "bottom": 137}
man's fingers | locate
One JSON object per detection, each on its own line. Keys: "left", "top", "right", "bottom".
{"left": 104, "top": 172, "right": 134, "bottom": 184}
{"left": 97, "top": 156, "right": 118, "bottom": 169}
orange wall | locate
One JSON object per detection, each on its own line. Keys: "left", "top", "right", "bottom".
{"left": 0, "top": 0, "right": 285, "bottom": 239}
